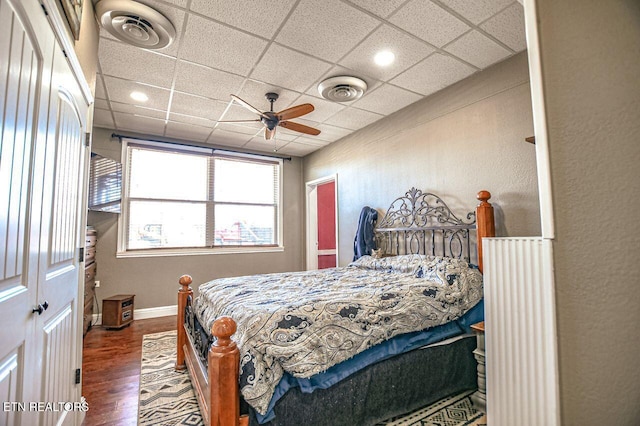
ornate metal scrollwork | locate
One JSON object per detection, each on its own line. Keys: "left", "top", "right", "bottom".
{"left": 377, "top": 187, "right": 476, "bottom": 229}
{"left": 374, "top": 188, "right": 476, "bottom": 262}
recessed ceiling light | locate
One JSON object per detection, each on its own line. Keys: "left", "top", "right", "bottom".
{"left": 374, "top": 50, "right": 395, "bottom": 67}
{"left": 130, "top": 91, "right": 149, "bottom": 102}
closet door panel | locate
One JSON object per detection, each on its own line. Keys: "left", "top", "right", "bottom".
{"left": 0, "top": 0, "right": 54, "bottom": 419}
{"left": 35, "top": 43, "right": 88, "bottom": 426}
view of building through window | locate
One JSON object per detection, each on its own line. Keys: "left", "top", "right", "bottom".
{"left": 124, "top": 143, "right": 280, "bottom": 250}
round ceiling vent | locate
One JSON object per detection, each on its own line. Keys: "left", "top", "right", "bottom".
{"left": 318, "top": 76, "right": 368, "bottom": 102}
{"left": 96, "top": 0, "right": 176, "bottom": 50}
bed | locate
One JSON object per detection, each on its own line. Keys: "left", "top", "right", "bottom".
{"left": 175, "top": 188, "right": 495, "bottom": 426}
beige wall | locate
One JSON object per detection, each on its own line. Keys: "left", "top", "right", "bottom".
{"left": 74, "top": 0, "right": 99, "bottom": 96}
{"left": 304, "top": 52, "right": 540, "bottom": 266}
{"left": 535, "top": 0, "right": 640, "bottom": 424}
{"left": 88, "top": 128, "right": 305, "bottom": 310}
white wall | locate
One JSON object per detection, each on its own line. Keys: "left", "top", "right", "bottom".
{"left": 304, "top": 52, "right": 540, "bottom": 266}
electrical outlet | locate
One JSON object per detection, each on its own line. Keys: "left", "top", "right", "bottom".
{"left": 95, "top": 280, "right": 100, "bottom": 288}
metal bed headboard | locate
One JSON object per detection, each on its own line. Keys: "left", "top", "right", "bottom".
{"left": 374, "top": 187, "right": 477, "bottom": 263}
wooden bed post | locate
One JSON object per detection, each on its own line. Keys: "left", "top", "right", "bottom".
{"left": 476, "top": 191, "right": 495, "bottom": 273}
{"left": 176, "top": 274, "right": 193, "bottom": 371}
{"left": 209, "top": 317, "right": 247, "bottom": 426}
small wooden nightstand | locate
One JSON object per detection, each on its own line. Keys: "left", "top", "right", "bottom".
{"left": 102, "top": 294, "right": 135, "bottom": 329}
{"left": 470, "top": 321, "right": 486, "bottom": 413}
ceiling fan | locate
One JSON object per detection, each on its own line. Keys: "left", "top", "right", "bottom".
{"left": 219, "top": 92, "right": 321, "bottom": 140}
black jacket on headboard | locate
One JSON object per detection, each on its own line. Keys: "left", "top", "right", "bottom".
{"left": 353, "top": 206, "right": 378, "bottom": 261}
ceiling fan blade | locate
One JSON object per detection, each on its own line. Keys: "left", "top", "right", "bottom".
{"left": 276, "top": 103, "right": 314, "bottom": 121}
{"left": 231, "top": 95, "right": 265, "bottom": 117}
{"left": 217, "top": 119, "right": 261, "bottom": 123}
{"left": 265, "top": 127, "right": 276, "bottom": 140}
{"left": 279, "top": 120, "right": 321, "bottom": 136}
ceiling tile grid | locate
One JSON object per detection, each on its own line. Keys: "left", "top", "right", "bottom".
{"left": 93, "top": 0, "right": 526, "bottom": 156}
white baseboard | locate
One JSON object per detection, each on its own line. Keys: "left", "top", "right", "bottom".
{"left": 92, "top": 304, "right": 177, "bottom": 325}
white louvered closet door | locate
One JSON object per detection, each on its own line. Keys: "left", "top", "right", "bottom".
{"left": 0, "top": 0, "right": 90, "bottom": 424}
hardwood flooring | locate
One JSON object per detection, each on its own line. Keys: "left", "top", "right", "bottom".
{"left": 81, "top": 316, "right": 176, "bottom": 426}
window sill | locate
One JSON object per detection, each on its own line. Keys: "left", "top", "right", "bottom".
{"left": 116, "top": 246, "right": 285, "bottom": 258}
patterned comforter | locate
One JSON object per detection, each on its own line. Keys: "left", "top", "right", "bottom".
{"left": 193, "top": 255, "right": 483, "bottom": 415}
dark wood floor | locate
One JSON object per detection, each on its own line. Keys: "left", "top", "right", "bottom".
{"left": 81, "top": 316, "right": 176, "bottom": 426}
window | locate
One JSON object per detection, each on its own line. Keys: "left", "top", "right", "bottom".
{"left": 119, "top": 139, "right": 282, "bottom": 254}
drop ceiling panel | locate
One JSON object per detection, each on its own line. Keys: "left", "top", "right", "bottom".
{"left": 275, "top": 0, "right": 380, "bottom": 63}
{"left": 170, "top": 92, "right": 228, "bottom": 120}
{"left": 180, "top": 14, "right": 268, "bottom": 75}
{"left": 243, "top": 137, "right": 286, "bottom": 153}
{"left": 481, "top": 3, "right": 527, "bottom": 51}
{"left": 173, "top": 61, "right": 245, "bottom": 101}
{"left": 215, "top": 122, "right": 263, "bottom": 135}
{"left": 208, "top": 129, "right": 254, "bottom": 146}
{"left": 168, "top": 113, "right": 217, "bottom": 127}
{"left": 93, "top": 0, "right": 526, "bottom": 156}
{"left": 165, "top": 121, "right": 212, "bottom": 142}
{"left": 93, "top": 108, "right": 114, "bottom": 128}
{"left": 95, "top": 98, "right": 109, "bottom": 110}
{"left": 438, "top": 0, "right": 514, "bottom": 25}
{"left": 314, "top": 124, "right": 353, "bottom": 142}
{"left": 157, "top": 0, "right": 187, "bottom": 7}
{"left": 291, "top": 94, "right": 346, "bottom": 123}
{"left": 113, "top": 112, "right": 166, "bottom": 134}
{"left": 323, "top": 107, "right": 383, "bottom": 130}
{"left": 95, "top": 74, "right": 107, "bottom": 99}
{"left": 189, "top": 0, "right": 297, "bottom": 39}
{"left": 250, "top": 44, "right": 332, "bottom": 92}
{"left": 390, "top": 0, "right": 470, "bottom": 48}
{"left": 219, "top": 103, "right": 262, "bottom": 122}
{"left": 345, "top": 0, "right": 408, "bottom": 19}
{"left": 351, "top": 84, "right": 422, "bottom": 115}
{"left": 109, "top": 101, "right": 167, "bottom": 119}
{"left": 236, "top": 80, "right": 301, "bottom": 111}
{"left": 444, "top": 30, "right": 512, "bottom": 69}
{"left": 390, "top": 53, "right": 475, "bottom": 96}
{"left": 99, "top": 39, "right": 177, "bottom": 88}
{"left": 276, "top": 141, "right": 323, "bottom": 156}
{"left": 338, "top": 25, "right": 436, "bottom": 82}
{"left": 103, "top": 76, "right": 171, "bottom": 110}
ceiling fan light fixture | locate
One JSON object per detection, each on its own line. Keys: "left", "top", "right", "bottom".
{"left": 318, "top": 76, "right": 368, "bottom": 103}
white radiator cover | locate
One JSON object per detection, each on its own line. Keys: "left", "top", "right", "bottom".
{"left": 483, "top": 237, "right": 560, "bottom": 426}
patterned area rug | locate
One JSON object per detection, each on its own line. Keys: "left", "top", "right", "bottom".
{"left": 138, "top": 331, "right": 203, "bottom": 425}
{"left": 138, "top": 331, "right": 486, "bottom": 426}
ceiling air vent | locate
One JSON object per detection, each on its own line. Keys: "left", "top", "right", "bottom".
{"left": 96, "top": 0, "right": 176, "bottom": 49}
{"left": 318, "top": 76, "right": 368, "bottom": 102}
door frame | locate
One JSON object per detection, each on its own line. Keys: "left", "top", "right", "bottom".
{"left": 305, "top": 174, "right": 338, "bottom": 270}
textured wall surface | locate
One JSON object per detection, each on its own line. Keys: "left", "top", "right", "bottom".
{"left": 304, "top": 52, "right": 540, "bottom": 266}
{"left": 88, "top": 128, "right": 305, "bottom": 309}
{"left": 534, "top": 0, "right": 640, "bottom": 424}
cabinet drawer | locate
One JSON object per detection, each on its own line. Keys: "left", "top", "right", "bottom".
{"left": 85, "top": 262, "right": 96, "bottom": 281}
{"left": 86, "top": 233, "right": 97, "bottom": 248}
{"left": 85, "top": 246, "right": 96, "bottom": 264}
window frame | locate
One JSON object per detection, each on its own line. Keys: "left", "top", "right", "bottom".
{"left": 116, "top": 138, "right": 284, "bottom": 258}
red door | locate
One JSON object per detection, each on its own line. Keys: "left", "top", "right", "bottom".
{"left": 317, "top": 181, "right": 336, "bottom": 268}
